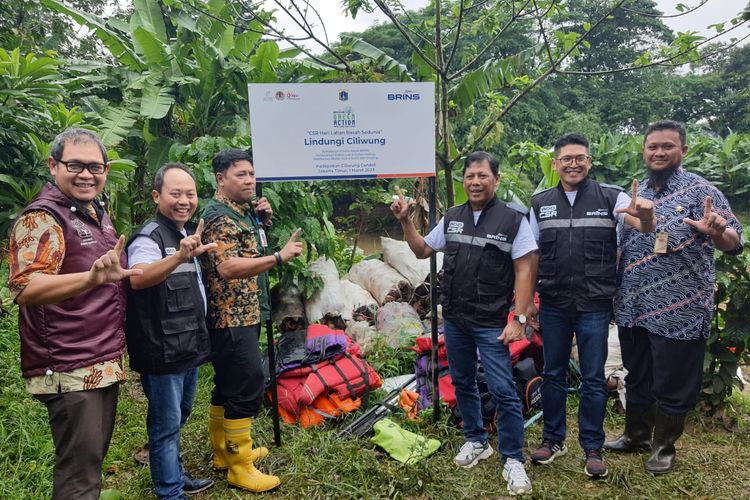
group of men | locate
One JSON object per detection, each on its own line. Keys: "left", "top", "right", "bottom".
{"left": 8, "top": 119, "right": 744, "bottom": 499}
{"left": 9, "top": 129, "right": 301, "bottom": 499}
{"left": 391, "top": 120, "right": 743, "bottom": 496}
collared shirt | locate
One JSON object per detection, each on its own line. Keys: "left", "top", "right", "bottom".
{"left": 201, "top": 193, "right": 263, "bottom": 328}
{"left": 615, "top": 167, "right": 744, "bottom": 340}
{"left": 9, "top": 208, "right": 125, "bottom": 394}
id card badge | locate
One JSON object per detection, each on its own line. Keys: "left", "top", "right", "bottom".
{"left": 258, "top": 227, "right": 268, "bottom": 248}
{"left": 654, "top": 232, "right": 668, "bottom": 254}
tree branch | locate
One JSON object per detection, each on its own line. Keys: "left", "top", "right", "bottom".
{"left": 444, "top": 0, "right": 466, "bottom": 72}
{"left": 451, "top": 0, "right": 629, "bottom": 162}
{"left": 533, "top": 0, "right": 555, "bottom": 66}
{"left": 555, "top": 20, "right": 749, "bottom": 76}
{"left": 373, "top": 0, "right": 443, "bottom": 75}
{"left": 621, "top": 0, "right": 709, "bottom": 19}
{"left": 270, "top": 0, "right": 351, "bottom": 70}
{"left": 448, "top": 0, "right": 535, "bottom": 81}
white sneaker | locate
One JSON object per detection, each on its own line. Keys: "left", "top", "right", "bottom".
{"left": 502, "top": 458, "right": 532, "bottom": 496}
{"left": 453, "top": 441, "right": 494, "bottom": 469}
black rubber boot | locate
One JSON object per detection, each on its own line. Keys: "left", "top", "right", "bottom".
{"left": 645, "top": 407, "right": 687, "bottom": 475}
{"left": 604, "top": 403, "right": 656, "bottom": 452}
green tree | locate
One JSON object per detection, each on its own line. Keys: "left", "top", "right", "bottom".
{"left": 342, "top": 0, "right": 749, "bottom": 206}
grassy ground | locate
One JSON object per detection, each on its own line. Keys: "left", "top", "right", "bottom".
{"left": 2, "top": 311, "right": 750, "bottom": 499}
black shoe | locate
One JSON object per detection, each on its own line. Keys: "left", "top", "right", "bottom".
{"left": 583, "top": 449, "right": 608, "bottom": 478}
{"left": 645, "top": 407, "right": 687, "bottom": 475}
{"left": 183, "top": 473, "right": 214, "bottom": 495}
{"left": 604, "top": 403, "right": 656, "bottom": 453}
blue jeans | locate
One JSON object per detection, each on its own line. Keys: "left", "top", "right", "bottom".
{"left": 141, "top": 369, "right": 198, "bottom": 500}
{"left": 539, "top": 304, "right": 610, "bottom": 450}
{"left": 443, "top": 317, "right": 525, "bottom": 462}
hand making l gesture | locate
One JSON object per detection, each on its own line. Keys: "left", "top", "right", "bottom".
{"left": 683, "top": 196, "right": 728, "bottom": 237}
{"left": 615, "top": 179, "right": 655, "bottom": 222}
{"left": 89, "top": 235, "right": 143, "bottom": 286}
{"left": 390, "top": 186, "right": 415, "bottom": 222}
{"left": 177, "top": 219, "right": 218, "bottom": 262}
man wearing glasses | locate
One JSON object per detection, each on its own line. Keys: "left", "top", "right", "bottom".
{"left": 528, "top": 134, "right": 655, "bottom": 478}
{"left": 8, "top": 128, "right": 141, "bottom": 499}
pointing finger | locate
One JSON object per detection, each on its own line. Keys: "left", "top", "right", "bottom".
{"left": 114, "top": 234, "right": 125, "bottom": 254}
{"left": 195, "top": 219, "right": 205, "bottom": 238}
{"left": 395, "top": 185, "right": 404, "bottom": 201}
{"left": 290, "top": 227, "right": 302, "bottom": 242}
{"left": 704, "top": 196, "right": 713, "bottom": 217}
{"left": 631, "top": 178, "right": 638, "bottom": 203}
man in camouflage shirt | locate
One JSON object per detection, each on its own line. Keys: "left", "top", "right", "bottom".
{"left": 200, "top": 149, "right": 302, "bottom": 492}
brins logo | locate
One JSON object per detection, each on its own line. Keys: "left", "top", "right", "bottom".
{"left": 339, "top": 89, "right": 349, "bottom": 101}
{"left": 387, "top": 90, "right": 420, "bottom": 101}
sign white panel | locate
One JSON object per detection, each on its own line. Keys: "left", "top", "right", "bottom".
{"left": 247, "top": 83, "right": 435, "bottom": 181}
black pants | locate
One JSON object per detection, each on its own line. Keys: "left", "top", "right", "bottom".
{"left": 35, "top": 384, "right": 119, "bottom": 500}
{"left": 210, "top": 325, "right": 265, "bottom": 420}
{"left": 618, "top": 325, "right": 706, "bottom": 415}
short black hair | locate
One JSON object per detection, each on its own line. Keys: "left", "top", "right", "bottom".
{"left": 462, "top": 151, "right": 499, "bottom": 177}
{"left": 644, "top": 120, "right": 686, "bottom": 147}
{"left": 49, "top": 128, "right": 108, "bottom": 164}
{"left": 212, "top": 149, "right": 253, "bottom": 175}
{"left": 152, "top": 163, "right": 196, "bottom": 193}
{"left": 553, "top": 133, "right": 589, "bottom": 156}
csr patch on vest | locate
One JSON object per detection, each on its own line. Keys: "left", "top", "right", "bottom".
{"left": 539, "top": 205, "right": 557, "bottom": 219}
{"left": 586, "top": 208, "right": 609, "bottom": 216}
{"left": 447, "top": 221, "right": 464, "bottom": 234}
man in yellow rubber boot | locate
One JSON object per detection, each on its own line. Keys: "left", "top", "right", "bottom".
{"left": 201, "top": 149, "right": 303, "bottom": 492}
{"left": 208, "top": 404, "right": 268, "bottom": 470}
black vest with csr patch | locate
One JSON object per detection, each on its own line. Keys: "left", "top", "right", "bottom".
{"left": 531, "top": 177, "right": 621, "bottom": 312}
{"left": 125, "top": 211, "right": 210, "bottom": 374}
{"left": 440, "top": 197, "right": 526, "bottom": 327}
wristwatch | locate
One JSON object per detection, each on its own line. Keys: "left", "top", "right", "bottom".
{"left": 513, "top": 314, "right": 527, "bottom": 325}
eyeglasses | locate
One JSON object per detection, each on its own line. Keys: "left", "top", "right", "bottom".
{"left": 56, "top": 160, "right": 107, "bottom": 174}
{"left": 555, "top": 155, "right": 591, "bottom": 166}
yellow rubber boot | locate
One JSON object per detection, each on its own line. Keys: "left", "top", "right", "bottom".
{"left": 210, "top": 405, "right": 268, "bottom": 469}
{"left": 223, "top": 417, "right": 280, "bottom": 492}
{"left": 209, "top": 405, "right": 229, "bottom": 470}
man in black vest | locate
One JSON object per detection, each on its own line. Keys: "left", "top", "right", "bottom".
{"left": 391, "top": 151, "right": 538, "bottom": 497}
{"left": 126, "top": 163, "right": 217, "bottom": 500}
{"left": 528, "top": 134, "right": 655, "bottom": 478}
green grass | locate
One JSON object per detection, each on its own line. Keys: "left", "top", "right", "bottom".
{"left": 3, "top": 310, "right": 750, "bottom": 499}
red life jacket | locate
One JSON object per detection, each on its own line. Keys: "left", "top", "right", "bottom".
{"left": 272, "top": 324, "right": 381, "bottom": 427}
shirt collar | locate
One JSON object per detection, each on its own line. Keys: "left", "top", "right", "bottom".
{"left": 646, "top": 165, "right": 685, "bottom": 193}
{"left": 214, "top": 193, "right": 253, "bottom": 217}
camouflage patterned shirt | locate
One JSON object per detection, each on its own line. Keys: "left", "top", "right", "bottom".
{"left": 201, "top": 194, "right": 270, "bottom": 329}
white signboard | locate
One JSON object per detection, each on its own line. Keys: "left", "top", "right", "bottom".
{"left": 248, "top": 83, "right": 435, "bottom": 181}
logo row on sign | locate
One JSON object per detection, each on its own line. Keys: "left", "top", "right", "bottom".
{"left": 268, "top": 90, "right": 421, "bottom": 102}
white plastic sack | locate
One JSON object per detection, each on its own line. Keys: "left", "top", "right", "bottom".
{"left": 381, "top": 236, "right": 443, "bottom": 288}
{"left": 304, "top": 258, "right": 345, "bottom": 323}
{"left": 346, "top": 320, "right": 378, "bottom": 355}
{"left": 270, "top": 284, "right": 305, "bottom": 331}
{"left": 340, "top": 279, "right": 378, "bottom": 322}
{"left": 346, "top": 259, "right": 413, "bottom": 305}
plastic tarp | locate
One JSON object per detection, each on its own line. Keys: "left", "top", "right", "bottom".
{"left": 370, "top": 418, "right": 441, "bottom": 464}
